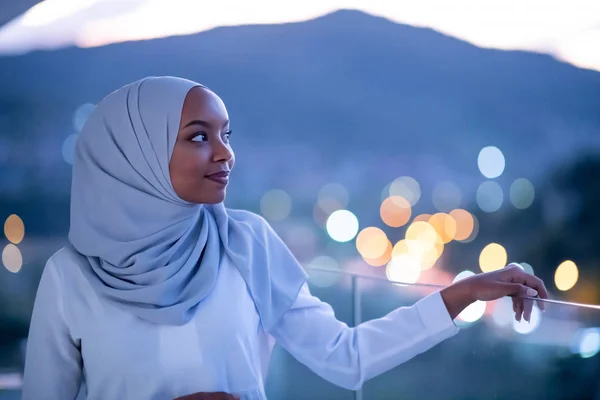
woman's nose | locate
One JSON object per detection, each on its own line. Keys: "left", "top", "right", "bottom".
{"left": 212, "top": 140, "right": 233, "bottom": 163}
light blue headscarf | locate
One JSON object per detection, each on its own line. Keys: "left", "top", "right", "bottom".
{"left": 68, "top": 76, "right": 307, "bottom": 329}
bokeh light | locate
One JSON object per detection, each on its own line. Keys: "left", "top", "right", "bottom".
{"left": 4, "top": 214, "right": 25, "bottom": 244}
{"left": 458, "top": 300, "right": 487, "bottom": 323}
{"left": 478, "top": 146, "right": 505, "bottom": 178}
{"left": 326, "top": 209, "right": 359, "bottom": 243}
{"left": 392, "top": 238, "right": 442, "bottom": 271}
{"left": 428, "top": 213, "right": 456, "bottom": 244}
{"left": 513, "top": 306, "right": 542, "bottom": 334}
{"left": 575, "top": 328, "right": 600, "bottom": 358}
{"left": 492, "top": 297, "right": 514, "bottom": 326}
{"left": 380, "top": 196, "right": 411, "bottom": 227}
{"left": 356, "top": 227, "right": 389, "bottom": 260}
{"left": 456, "top": 213, "right": 479, "bottom": 243}
{"left": 61, "top": 134, "right": 78, "bottom": 165}
{"left": 432, "top": 181, "right": 462, "bottom": 212}
{"left": 554, "top": 260, "right": 579, "bottom": 291}
{"left": 386, "top": 255, "right": 421, "bottom": 284}
{"left": 449, "top": 209, "right": 474, "bottom": 241}
{"left": 2, "top": 244, "right": 23, "bottom": 273}
{"left": 519, "top": 262, "right": 535, "bottom": 275}
{"left": 73, "top": 103, "right": 96, "bottom": 132}
{"left": 389, "top": 176, "right": 421, "bottom": 206}
{"left": 318, "top": 183, "right": 349, "bottom": 214}
{"left": 363, "top": 239, "right": 393, "bottom": 267}
{"left": 509, "top": 178, "right": 535, "bottom": 209}
{"left": 476, "top": 181, "right": 504, "bottom": 212}
{"left": 453, "top": 270, "right": 485, "bottom": 323}
{"left": 306, "top": 256, "right": 340, "bottom": 288}
{"left": 479, "top": 243, "right": 507, "bottom": 272}
{"left": 412, "top": 214, "right": 431, "bottom": 223}
{"left": 260, "top": 189, "right": 292, "bottom": 221}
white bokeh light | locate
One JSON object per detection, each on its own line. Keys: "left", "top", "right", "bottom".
{"left": 73, "top": 103, "right": 96, "bottom": 132}
{"left": 458, "top": 300, "right": 486, "bottom": 323}
{"left": 510, "top": 178, "right": 535, "bottom": 209}
{"left": 389, "top": 176, "right": 421, "bottom": 206}
{"left": 478, "top": 146, "right": 505, "bottom": 178}
{"left": 385, "top": 255, "right": 421, "bottom": 285}
{"left": 326, "top": 209, "right": 359, "bottom": 242}
{"left": 61, "top": 134, "right": 78, "bottom": 164}
{"left": 492, "top": 297, "right": 514, "bottom": 326}
{"left": 576, "top": 328, "right": 600, "bottom": 358}
{"left": 260, "top": 189, "right": 292, "bottom": 221}
{"left": 513, "top": 306, "right": 542, "bottom": 334}
{"left": 476, "top": 181, "right": 504, "bottom": 212}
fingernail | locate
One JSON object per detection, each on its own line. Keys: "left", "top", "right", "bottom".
{"left": 526, "top": 288, "right": 538, "bottom": 297}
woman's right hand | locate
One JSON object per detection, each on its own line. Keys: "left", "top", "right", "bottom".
{"left": 174, "top": 392, "right": 240, "bottom": 400}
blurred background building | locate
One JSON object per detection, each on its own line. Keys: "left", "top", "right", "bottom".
{"left": 1, "top": 1, "right": 600, "bottom": 399}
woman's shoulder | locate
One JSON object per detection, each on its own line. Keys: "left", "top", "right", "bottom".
{"left": 225, "top": 208, "right": 270, "bottom": 230}
{"left": 44, "top": 245, "right": 88, "bottom": 284}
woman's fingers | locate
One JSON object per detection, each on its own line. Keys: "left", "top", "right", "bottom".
{"left": 504, "top": 264, "right": 549, "bottom": 311}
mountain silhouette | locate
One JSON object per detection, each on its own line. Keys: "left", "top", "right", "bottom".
{"left": 1, "top": 9, "right": 600, "bottom": 235}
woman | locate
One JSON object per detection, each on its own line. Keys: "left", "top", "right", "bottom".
{"left": 22, "top": 76, "right": 548, "bottom": 400}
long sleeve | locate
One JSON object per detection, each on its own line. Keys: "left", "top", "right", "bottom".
{"left": 22, "top": 260, "right": 83, "bottom": 400}
{"left": 269, "top": 283, "right": 459, "bottom": 390}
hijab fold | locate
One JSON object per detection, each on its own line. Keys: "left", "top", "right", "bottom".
{"left": 68, "top": 76, "right": 307, "bottom": 330}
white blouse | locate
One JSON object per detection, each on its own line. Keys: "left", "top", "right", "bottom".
{"left": 22, "top": 247, "right": 459, "bottom": 400}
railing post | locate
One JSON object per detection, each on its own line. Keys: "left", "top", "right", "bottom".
{"left": 351, "top": 275, "right": 363, "bottom": 400}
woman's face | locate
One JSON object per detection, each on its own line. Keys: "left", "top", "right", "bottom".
{"left": 169, "top": 86, "right": 235, "bottom": 204}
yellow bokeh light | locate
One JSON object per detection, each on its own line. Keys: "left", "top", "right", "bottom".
{"left": 405, "top": 221, "right": 437, "bottom": 247}
{"left": 356, "top": 227, "right": 389, "bottom": 260}
{"left": 449, "top": 209, "right": 474, "bottom": 241}
{"left": 380, "top": 196, "right": 411, "bottom": 228}
{"left": 394, "top": 237, "right": 443, "bottom": 271}
{"left": 364, "top": 240, "right": 393, "bottom": 267}
{"left": 479, "top": 243, "right": 507, "bottom": 272}
{"left": 4, "top": 214, "right": 25, "bottom": 244}
{"left": 2, "top": 244, "right": 23, "bottom": 273}
{"left": 412, "top": 214, "right": 431, "bottom": 223}
{"left": 428, "top": 213, "right": 456, "bottom": 244}
{"left": 554, "top": 260, "right": 579, "bottom": 291}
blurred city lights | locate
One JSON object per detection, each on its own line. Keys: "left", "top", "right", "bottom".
{"left": 385, "top": 255, "right": 421, "bottom": 284}
{"left": 479, "top": 243, "right": 507, "bottom": 272}
{"left": 554, "top": 260, "right": 579, "bottom": 291}
{"left": 478, "top": 146, "right": 505, "bottom": 178}
{"left": 432, "top": 181, "right": 462, "bottom": 212}
{"left": 73, "top": 103, "right": 96, "bottom": 132}
{"left": 428, "top": 213, "right": 456, "bottom": 244}
{"left": 509, "top": 178, "right": 535, "bottom": 209}
{"left": 492, "top": 297, "right": 514, "bottom": 326}
{"left": 317, "top": 183, "right": 349, "bottom": 214}
{"left": 356, "top": 227, "right": 389, "bottom": 259}
{"left": 389, "top": 176, "right": 421, "bottom": 206}
{"left": 575, "top": 328, "right": 600, "bottom": 358}
{"left": 2, "top": 244, "right": 22, "bottom": 273}
{"left": 449, "top": 209, "right": 474, "bottom": 241}
{"left": 326, "top": 209, "right": 359, "bottom": 242}
{"left": 4, "top": 214, "right": 24, "bottom": 244}
{"left": 380, "top": 196, "right": 411, "bottom": 228}
{"left": 476, "top": 181, "right": 504, "bottom": 212}
{"left": 456, "top": 213, "right": 479, "bottom": 243}
{"left": 62, "top": 134, "right": 78, "bottom": 165}
{"left": 519, "top": 262, "right": 535, "bottom": 275}
{"left": 260, "top": 189, "right": 292, "bottom": 221}
{"left": 513, "top": 306, "right": 542, "bottom": 334}
{"left": 363, "top": 240, "right": 393, "bottom": 267}
{"left": 453, "top": 270, "right": 486, "bottom": 323}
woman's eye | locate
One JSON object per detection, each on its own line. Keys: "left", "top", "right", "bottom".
{"left": 191, "top": 134, "right": 207, "bottom": 142}
{"left": 223, "top": 130, "right": 232, "bottom": 143}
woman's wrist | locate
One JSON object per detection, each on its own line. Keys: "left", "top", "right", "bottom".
{"left": 440, "top": 279, "right": 475, "bottom": 319}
